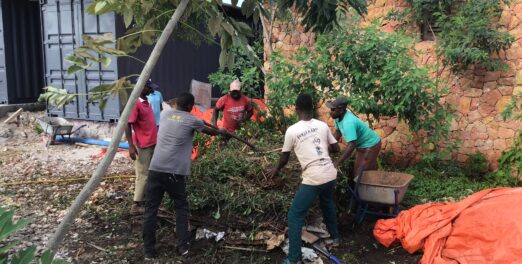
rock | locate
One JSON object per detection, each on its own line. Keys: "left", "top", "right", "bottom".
{"left": 498, "top": 77, "right": 514, "bottom": 86}
{"left": 514, "top": 85, "right": 522, "bottom": 95}
{"left": 498, "top": 86, "right": 513, "bottom": 95}
{"left": 484, "top": 71, "right": 501, "bottom": 82}
{"left": 516, "top": 70, "right": 522, "bottom": 85}
{"left": 483, "top": 81, "right": 497, "bottom": 91}
{"left": 482, "top": 89, "right": 502, "bottom": 106}
{"left": 458, "top": 97, "right": 471, "bottom": 114}
{"left": 464, "top": 88, "right": 483, "bottom": 97}
{"left": 493, "top": 139, "right": 507, "bottom": 150}
{"left": 498, "top": 127, "right": 515, "bottom": 138}
{"left": 467, "top": 111, "right": 482, "bottom": 122}
{"left": 496, "top": 96, "right": 513, "bottom": 113}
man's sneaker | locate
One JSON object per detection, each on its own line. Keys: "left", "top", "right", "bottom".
{"left": 325, "top": 238, "right": 340, "bottom": 249}
{"left": 177, "top": 245, "right": 189, "bottom": 256}
{"left": 130, "top": 202, "right": 145, "bottom": 216}
{"left": 144, "top": 251, "right": 157, "bottom": 261}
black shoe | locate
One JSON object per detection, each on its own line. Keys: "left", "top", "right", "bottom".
{"left": 177, "top": 245, "right": 189, "bottom": 256}
{"left": 144, "top": 251, "right": 157, "bottom": 260}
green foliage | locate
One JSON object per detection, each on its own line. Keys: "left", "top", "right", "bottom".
{"left": 0, "top": 207, "right": 67, "bottom": 264}
{"left": 405, "top": 0, "right": 453, "bottom": 24}
{"left": 189, "top": 122, "right": 294, "bottom": 219}
{"left": 402, "top": 157, "right": 518, "bottom": 206}
{"left": 208, "top": 41, "right": 264, "bottom": 98}
{"left": 405, "top": 0, "right": 514, "bottom": 73}
{"left": 497, "top": 92, "right": 522, "bottom": 180}
{"left": 463, "top": 152, "right": 489, "bottom": 180}
{"left": 267, "top": 16, "right": 452, "bottom": 146}
{"left": 277, "top": 0, "right": 368, "bottom": 33}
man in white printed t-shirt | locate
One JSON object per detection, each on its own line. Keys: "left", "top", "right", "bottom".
{"left": 269, "top": 93, "right": 341, "bottom": 264}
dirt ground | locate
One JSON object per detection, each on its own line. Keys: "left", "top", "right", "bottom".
{"left": 0, "top": 112, "right": 421, "bottom": 263}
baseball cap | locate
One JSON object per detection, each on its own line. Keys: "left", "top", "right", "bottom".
{"left": 326, "top": 96, "right": 348, "bottom": 109}
{"left": 229, "top": 80, "right": 241, "bottom": 91}
{"left": 145, "top": 79, "right": 159, "bottom": 89}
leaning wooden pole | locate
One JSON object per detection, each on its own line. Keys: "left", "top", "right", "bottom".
{"left": 46, "top": 0, "right": 190, "bottom": 255}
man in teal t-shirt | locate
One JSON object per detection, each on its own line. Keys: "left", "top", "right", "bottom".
{"left": 327, "top": 96, "right": 381, "bottom": 175}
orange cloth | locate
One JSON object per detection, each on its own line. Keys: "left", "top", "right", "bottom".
{"left": 373, "top": 188, "right": 522, "bottom": 264}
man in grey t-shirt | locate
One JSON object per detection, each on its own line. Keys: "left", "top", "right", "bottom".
{"left": 143, "top": 92, "right": 226, "bottom": 260}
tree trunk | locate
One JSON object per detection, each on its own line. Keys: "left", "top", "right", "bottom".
{"left": 46, "top": 0, "right": 190, "bottom": 256}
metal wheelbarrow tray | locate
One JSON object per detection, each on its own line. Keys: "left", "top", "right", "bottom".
{"left": 349, "top": 170, "right": 414, "bottom": 223}
{"left": 37, "top": 117, "right": 74, "bottom": 144}
{"left": 354, "top": 171, "right": 414, "bottom": 205}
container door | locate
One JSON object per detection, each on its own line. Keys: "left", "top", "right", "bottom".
{"left": 41, "top": 0, "right": 119, "bottom": 121}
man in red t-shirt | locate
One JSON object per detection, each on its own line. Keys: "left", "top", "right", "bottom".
{"left": 125, "top": 82, "right": 158, "bottom": 215}
{"left": 212, "top": 80, "right": 253, "bottom": 137}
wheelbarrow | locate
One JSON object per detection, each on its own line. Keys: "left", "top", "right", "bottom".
{"left": 347, "top": 152, "right": 414, "bottom": 224}
{"left": 37, "top": 117, "right": 86, "bottom": 146}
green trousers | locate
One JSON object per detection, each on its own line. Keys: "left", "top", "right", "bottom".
{"left": 287, "top": 180, "right": 339, "bottom": 262}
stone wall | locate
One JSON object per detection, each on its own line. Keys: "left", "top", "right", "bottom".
{"left": 263, "top": 1, "right": 522, "bottom": 169}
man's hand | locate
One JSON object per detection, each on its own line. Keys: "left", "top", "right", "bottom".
{"left": 129, "top": 145, "right": 137, "bottom": 160}
{"left": 268, "top": 167, "right": 280, "bottom": 178}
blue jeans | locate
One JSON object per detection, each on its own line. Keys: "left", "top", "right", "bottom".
{"left": 287, "top": 180, "right": 339, "bottom": 262}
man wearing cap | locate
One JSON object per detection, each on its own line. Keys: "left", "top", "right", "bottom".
{"left": 327, "top": 96, "right": 381, "bottom": 175}
{"left": 146, "top": 80, "right": 164, "bottom": 128}
{"left": 211, "top": 80, "right": 254, "bottom": 136}
{"left": 125, "top": 83, "right": 157, "bottom": 215}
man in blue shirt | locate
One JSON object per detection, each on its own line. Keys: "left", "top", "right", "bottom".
{"left": 146, "top": 79, "right": 163, "bottom": 127}
{"left": 327, "top": 96, "right": 381, "bottom": 175}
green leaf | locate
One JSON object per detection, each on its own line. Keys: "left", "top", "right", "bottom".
{"left": 218, "top": 51, "right": 228, "bottom": 69}
{"left": 222, "top": 22, "right": 235, "bottom": 36}
{"left": 0, "top": 241, "right": 19, "bottom": 255}
{"left": 11, "top": 246, "right": 36, "bottom": 264}
{"left": 94, "top": 2, "right": 107, "bottom": 14}
{"left": 66, "top": 65, "right": 85, "bottom": 75}
{"left": 98, "top": 98, "right": 108, "bottom": 112}
{"left": 64, "top": 56, "right": 88, "bottom": 66}
{"left": 123, "top": 6, "right": 134, "bottom": 28}
{"left": 86, "top": 3, "right": 96, "bottom": 14}
{"left": 208, "top": 15, "right": 222, "bottom": 36}
{"left": 100, "top": 56, "right": 111, "bottom": 67}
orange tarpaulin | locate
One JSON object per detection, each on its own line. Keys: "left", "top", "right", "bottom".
{"left": 374, "top": 187, "right": 522, "bottom": 264}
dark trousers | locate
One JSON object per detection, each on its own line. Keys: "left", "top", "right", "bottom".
{"left": 287, "top": 180, "right": 339, "bottom": 262}
{"left": 143, "top": 170, "right": 189, "bottom": 254}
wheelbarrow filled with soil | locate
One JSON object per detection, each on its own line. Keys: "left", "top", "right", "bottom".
{"left": 37, "top": 117, "right": 75, "bottom": 145}
{"left": 349, "top": 171, "right": 414, "bottom": 223}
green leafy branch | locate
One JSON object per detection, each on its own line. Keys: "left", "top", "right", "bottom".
{"left": 1, "top": 207, "right": 68, "bottom": 264}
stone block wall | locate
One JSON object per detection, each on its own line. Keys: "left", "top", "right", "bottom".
{"left": 263, "top": 1, "right": 522, "bottom": 169}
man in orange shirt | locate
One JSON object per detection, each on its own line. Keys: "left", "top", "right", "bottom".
{"left": 211, "top": 80, "right": 254, "bottom": 136}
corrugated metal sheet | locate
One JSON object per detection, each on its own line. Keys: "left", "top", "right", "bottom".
{"left": 41, "top": 0, "right": 119, "bottom": 121}
{"left": 0, "top": 0, "right": 44, "bottom": 104}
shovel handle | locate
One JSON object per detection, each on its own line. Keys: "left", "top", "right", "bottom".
{"left": 202, "top": 121, "right": 257, "bottom": 150}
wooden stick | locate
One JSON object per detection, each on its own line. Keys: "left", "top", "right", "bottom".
{"left": 203, "top": 121, "right": 258, "bottom": 150}
{"left": 3, "top": 108, "right": 23, "bottom": 124}
{"left": 222, "top": 246, "right": 267, "bottom": 253}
